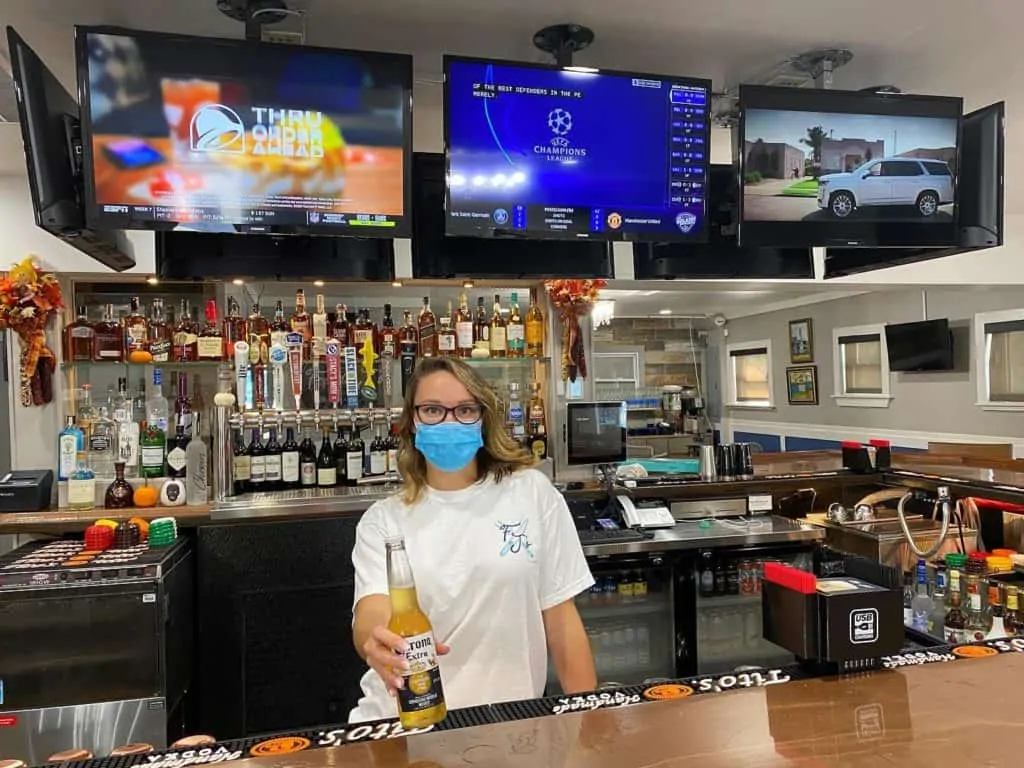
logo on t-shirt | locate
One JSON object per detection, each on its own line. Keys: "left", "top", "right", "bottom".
{"left": 497, "top": 519, "right": 534, "bottom": 559}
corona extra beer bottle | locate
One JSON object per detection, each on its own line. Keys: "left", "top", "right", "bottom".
{"left": 386, "top": 537, "right": 447, "bottom": 727}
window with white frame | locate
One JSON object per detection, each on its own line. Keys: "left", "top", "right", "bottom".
{"left": 832, "top": 325, "right": 891, "bottom": 407}
{"left": 975, "top": 310, "right": 1024, "bottom": 409}
{"left": 726, "top": 340, "right": 773, "bottom": 408}
{"left": 592, "top": 351, "right": 642, "bottom": 401}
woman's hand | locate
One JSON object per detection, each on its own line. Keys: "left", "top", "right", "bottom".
{"left": 363, "top": 625, "right": 450, "bottom": 696}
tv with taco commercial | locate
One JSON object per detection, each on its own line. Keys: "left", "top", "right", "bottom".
{"left": 738, "top": 85, "right": 962, "bottom": 248}
{"left": 75, "top": 26, "right": 412, "bottom": 237}
{"left": 444, "top": 55, "right": 711, "bottom": 242}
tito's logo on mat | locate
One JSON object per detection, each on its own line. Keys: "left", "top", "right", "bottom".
{"left": 190, "top": 104, "right": 246, "bottom": 153}
{"left": 535, "top": 107, "right": 587, "bottom": 162}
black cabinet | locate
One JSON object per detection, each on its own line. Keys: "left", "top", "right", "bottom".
{"left": 196, "top": 516, "right": 362, "bottom": 738}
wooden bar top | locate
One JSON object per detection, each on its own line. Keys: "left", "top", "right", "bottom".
{"left": 229, "top": 650, "right": 1021, "bottom": 767}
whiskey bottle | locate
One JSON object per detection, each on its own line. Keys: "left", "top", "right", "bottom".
{"left": 380, "top": 303, "right": 397, "bottom": 358}
{"left": 507, "top": 292, "right": 525, "bottom": 358}
{"left": 489, "top": 294, "right": 507, "bottom": 358}
{"left": 270, "top": 300, "right": 290, "bottom": 349}
{"left": 525, "top": 287, "right": 545, "bottom": 357}
{"left": 418, "top": 296, "right": 437, "bottom": 357}
{"left": 455, "top": 293, "right": 473, "bottom": 358}
{"left": 438, "top": 302, "right": 456, "bottom": 357}
{"left": 197, "top": 300, "right": 223, "bottom": 361}
{"left": 248, "top": 301, "right": 270, "bottom": 352}
{"left": 124, "top": 296, "right": 149, "bottom": 355}
{"left": 93, "top": 303, "right": 124, "bottom": 362}
{"left": 148, "top": 299, "right": 172, "bottom": 362}
{"left": 473, "top": 296, "right": 490, "bottom": 346}
{"left": 354, "top": 308, "right": 378, "bottom": 352}
{"left": 173, "top": 299, "right": 198, "bottom": 362}
{"left": 63, "top": 305, "right": 95, "bottom": 362}
{"left": 331, "top": 303, "right": 351, "bottom": 346}
{"left": 290, "top": 289, "right": 312, "bottom": 357}
{"left": 222, "top": 297, "right": 247, "bottom": 361}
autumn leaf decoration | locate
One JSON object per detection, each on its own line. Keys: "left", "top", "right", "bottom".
{"left": 543, "top": 279, "right": 607, "bottom": 383}
{"left": 0, "top": 257, "right": 64, "bottom": 406}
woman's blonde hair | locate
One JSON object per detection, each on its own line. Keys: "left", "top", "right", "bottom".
{"left": 397, "top": 357, "right": 534, "bottom": 504}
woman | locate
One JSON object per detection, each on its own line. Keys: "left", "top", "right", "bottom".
{"left": 349, "top": 357, "right": 596, "bottom": 723}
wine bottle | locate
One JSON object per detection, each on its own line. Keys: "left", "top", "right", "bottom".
{"left": 317, "top": 428, "right": 337, "bottom": 487}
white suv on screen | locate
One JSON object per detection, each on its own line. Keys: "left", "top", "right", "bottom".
{"left": 817, "top": 157, "right": 954, "bottom": 218}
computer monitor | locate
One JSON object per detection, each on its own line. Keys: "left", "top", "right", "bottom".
{"left": 566, "top": 401, "right": 627, "bottom": 466}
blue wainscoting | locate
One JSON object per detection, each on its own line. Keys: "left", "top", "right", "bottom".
{"left": 733, "top": 432, "right": 782, "bottom": 452}
{"left": 784, "top": 436, "right": 925, "bottom": 453}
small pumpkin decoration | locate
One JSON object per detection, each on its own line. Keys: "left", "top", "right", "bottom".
{"left": 133, "top": 482, "right": 159, "bottom": 508}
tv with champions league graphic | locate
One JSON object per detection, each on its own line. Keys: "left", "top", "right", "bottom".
{"left": 444, "top": 56, "right": 711, "bottom": 242}
{"left": 75, "top": 26, "right": 412, "bottom": 237}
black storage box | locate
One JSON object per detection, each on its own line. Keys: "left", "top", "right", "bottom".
{"left": 0, "top": 470, "right": 53, "bottom": 512}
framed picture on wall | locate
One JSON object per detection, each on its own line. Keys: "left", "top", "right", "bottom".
{"left": 789, "top": 318, "right": 814, "bottom": 363}
{"left": 787, "top": 365, "right": 819, "bottom": 405}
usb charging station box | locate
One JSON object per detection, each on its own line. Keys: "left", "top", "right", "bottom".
{"left": 816, "top": 577, "right": 903, "bottom": 663}
{"left": 0, "top": 470, "right": 54, "bottom": 512}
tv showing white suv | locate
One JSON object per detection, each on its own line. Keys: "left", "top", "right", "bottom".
{"left": 817, "top": 158, "right": 954, "bottom": 218}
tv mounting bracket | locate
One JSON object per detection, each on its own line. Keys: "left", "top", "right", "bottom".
{"left": 533, "top": 24, "right": 595, "bottom": 67}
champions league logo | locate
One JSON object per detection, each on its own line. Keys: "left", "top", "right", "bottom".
{"left": 534, "top": 108, "right": 588, "bottom": 162}
{"left": 190, "top": 104, "right": 325, "bottom": 158}
{"left": 675, "top": 211, "right": 697, "bottom": 233}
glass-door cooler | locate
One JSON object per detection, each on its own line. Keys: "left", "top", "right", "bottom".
{"left": 693, "top": 546, "right": 815, "bottom": 675}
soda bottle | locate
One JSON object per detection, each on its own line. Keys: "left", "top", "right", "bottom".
{"left": 386, "top": 537, "right": 447, "bottom": 728}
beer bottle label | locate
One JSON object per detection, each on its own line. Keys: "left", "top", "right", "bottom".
{"left": 397, "top": 631, "right": 444, "bottom": 714}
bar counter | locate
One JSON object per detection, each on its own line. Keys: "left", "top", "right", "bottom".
{"left": 202, "top": 649, "right": 1024, "bottom": 767}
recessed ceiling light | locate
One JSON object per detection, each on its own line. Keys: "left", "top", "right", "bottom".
{"left": 232, "top": 278, "right": 244, "bottom": 286}
{"left": 146, "top": 276, "right": 159, "bottom": 286}
{"left": 313, "top": 280, "right": 325, "bottom": 287}
{"left": 391, "top": 281, "right": 403, "bottom": 288}
{"left": 659, "top": 309, "right": 672, "bottom": 315}
{"left": 463, "top": 281, "right": 474, "bottom": 289}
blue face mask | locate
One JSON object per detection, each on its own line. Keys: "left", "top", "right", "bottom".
{"left": 414, "top": 421, "right": 484, "bottom": 473}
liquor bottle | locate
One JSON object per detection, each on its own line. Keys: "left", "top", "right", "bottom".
{"left": 910, "top": 559, "right": 933, "bottom": 632}
{"left": 67, "top": 453, "right": 96, "bottom": 512}
{"left": 944, "top": 569, "right": 968, "bottom": 643}
{"left": 963, "top": 574, "right": 991, "bottom": 641}
{"left": 1004, "top": 585, "right": 1022, "bottom": 636}
{"left": 489, "top": 294, "right": 507, "bottom": 358}
{"left": 986, "top": 581, "right": 1007, "bottom": 639}
{"left": 104, "top": 461, "right": 134, "bottom": 509}
{"left": 247, "top": 428, "right": 266, "bottom": 491}
{"left": 76, "top": 384, "right": 97, "bottom": 443}
{"left": 63, "top": 305, "right": 95, "bottom": 362}
{"left": 281, "top": 427, "right": 301, "bottom": 489}
{"left": 233, "top": 429, "right": 251, "bottom": 495}
{"left": 927, "top": 567, "right": 947, "bottom": 638}
{"left": 290, "top": 289, "right": 312, "bottom": 356}
{"left": 139, "top": 420, "right": 167, "bottom": 479}
{"left": 380, "top": 303, "right": 397, "bottom": 358}
{"left": 316, "top": 427, "right": 337, "bottom": 487}
{"left": 506, "top": 382, "right": 525, "bottom": 443}
{"left": 93, "top": 303, "right": 124, "bottom": 361}
{"left": 370, "top": 423, "right": 388, "bottom": 476}
{"left": 124, "top": 296, "right": 149, "bottom": 355}
{"left": 526, "top": 381, "right": 548, "bottom": 461}
{"left": 58, "top": 415, "right": 84, "bottom": 482}
{"left": 197, "top": 300, "right": 224, "bottom": 361}
{"left": 525, "top": 287, "right": 545, "bottom": 357}
{"left": 312, "top": 294, "right": 328, "bottom": 357}
{"left": 333, "top": 427, "right": 349, "bottom": 484}
{"left": 346, "top": 425, "right": 364, "bottom": 486}
{"left": 507, "top": 292, "right": 525, "bottom": 358}
{"left": 112, "top": 378, "right": 139, "bottom": 478}
{"left": 386, "top": 537, "right": 447, "bottom": 728}
{"left": 146, "top": 368, "right": 170, "bottom": 435}
{"left": 89, "top": 406, "right": 117, "bottom": 477}
{"left": 451, "top": 293, "right": 472, "bottom": 359}
{"left": 299, "top": 427, "right": 317, "bottom": 487}
{"left": 399, "top": 309, "right": 419, "bottom": 395}
{"left": 330, "top": 303, "right": 351, "bottom": 346}
{"left": 166, "top": 424, "right": 190, "bottom": 479}
{"left": 173, "top": 299, "right": 198, "bottom": 362}
{"left": 222, "top": 297, "right": 247, "bottom": 361}
{"left": 387, "top": 424, "right": 400, "bottom": 475}
{"left": 437, "top": 311, "right": 456, "bottom": 358}
{"left": 174, "top": 373, "right": 193, "bottom": 434}
{"left": 248, "top": 301, "right": 270, "bottom": 352}
{"left": 473, "top": 297, "right": 490, "bottom": 346}
{"left": 270, "top": 300, "right": 290, "bottom": 349}
{"left": 184, "top": 414, "right": 208, "bottom": 505}
{"left": 417, "top": 297, "right": 437, "bottom": 357}
{"left": 354, "top": 308, "right": 377, "bottom": 352}
{"left": 264, "top": 426, "right": 283, "bottom": 490}
{"left": 148, "top": 298, "right": 172, "bottom": 362}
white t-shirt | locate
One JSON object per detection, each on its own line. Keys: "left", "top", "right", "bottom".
{"left": 349, "top": 468, "right": 594, "bottom": 723}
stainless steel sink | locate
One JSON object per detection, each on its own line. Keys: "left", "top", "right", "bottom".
{"left": 814, "top": 513, "right": 974, "bottom": 572}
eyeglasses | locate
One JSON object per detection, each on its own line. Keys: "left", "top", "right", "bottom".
{"left": 414, "top": 403, "right": 483, "bottom": 425}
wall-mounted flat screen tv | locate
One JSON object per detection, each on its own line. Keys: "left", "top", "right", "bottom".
{"left": 444, "top": 56, "right": 711, "bottom": 242}
{"left": 75, "top": 26, "right": 413, "bottom": 237}
{"left": 885, "top": 318, "right": 954, "bottom": 371}
{"left": 738, "top": 85, "right": 963, "bottom": 249}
